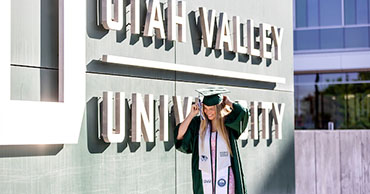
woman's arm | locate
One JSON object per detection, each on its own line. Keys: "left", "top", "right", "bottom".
{"left": 223, "top": 96, "right": 249, "bottom": 138}
{"left": 177, "top": 104, "right": 199, "bottom": 140}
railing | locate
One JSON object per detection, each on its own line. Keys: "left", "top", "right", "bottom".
{"left": 295, "top": 130, "right": 370, "bottom": 194}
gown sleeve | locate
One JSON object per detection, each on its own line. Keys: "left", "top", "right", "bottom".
{"left": 174, "top": 116, "right": 200, "bottom": 154}
{"left": 224, "top": 102, "right": 250, "bottom": 138}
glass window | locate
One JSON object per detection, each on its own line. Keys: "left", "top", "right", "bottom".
{"left": 320, "top": 28, "right": 344, "bottom": 49}
{"left": 320, "top": 83, "right": 347, "bottom": 129}
{"left": 344, "top": 27, "right": 370, "bottom": 48}
{"left": 296, "top": 0, "right": 307, "bottom": 27}
{"left": 320, "top": 73, "right": 347, "bottom": 83}
{"left": 319, "top": 0, "right": 342, "bottom": 26}
{"left": 294, "top": 31, "right": 297, "bottom": 50}
{"left": 307, "top": 0, "right": 319, "bottom": 26}
{"left": 295, "top": 30, "right": 320, "bottom": 50}
{"left": 356, "top": 0, "right": 369, "bottom": 24}
{"left": 295, "top": 84, "right": 317, "bottom": 129}
{"left": 295, "top": 72, "right": 370, "bottom": 129}
{"left": 297, "top": 74, "right": 317, "bottom": 83}
{"left": 344, "top": 0, "right": 356, "bottom": 25}
{"left": 345, "top": 77, "right": 370, "bottom": 128}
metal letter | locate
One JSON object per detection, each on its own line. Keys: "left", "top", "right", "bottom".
{"left": 259, "top": 23, "right": 272, "bottom": 59}
{"left": 173, "top": 96, "right": 193, "bottom": 125}
{"left": 215, "top": 12, "right": 232, "bottom": 51}
{"left": 259, "top": 102, "right": 272, "bottom": 139}
{"left": 143, "top": 0, "right": 166, "bottom": 39}
{"left": 131, "top": 93, "right": 154, "bottom": 142}
{"left": 101, "top": 0, "right": 124, "bottom": 30}
{"left": 271, "top": 26, "right": 284, "bottom": 60}
{"left": 199, "top": 7, "right": 216, "bottom": 48}
{"left": 232, "top": 16, "right": 247, "bottom": 54}
{"left": 130, "top": 0, "right": 140, "bottom": 34}
{"left": 160, "top": 95, "right": 169, "bottom": 142}
{"left": 250, "top": 101, "right": 259, "bottom": 140}
{"left": 102, "top": 92, "right": 125, "bottom": 143}
{"left": 272, "top": 103, "right": 285, "bottom": 139}
{"left": 247, "top": 19, "right": 260, "bottom": 57}
{"left": 168, "top": 0, "right": 186, "bottom": 42}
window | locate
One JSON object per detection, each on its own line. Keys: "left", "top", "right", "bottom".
{"left": 295, "top": 72, "right": 370, "bottom": 129}
{"left": 296, "top": 0, "right": 308, "bottom": 27}
{"left": 307, "top": 0, "right": 320, "bottom": 27}
{"left": 320, "top": 28, "right": 344, "bottom": 49}
{"left": 344, "top": 0, "right": 356, "bottom": 25}
{"left": 295, "top": 30, "right": 320, "bottom": 50}
{"left": 344, "top": 27, "right": 370, "bottom": 48}
{"left": 319, "top": 0, "right": 342, "bottom": 26}
{"left": 294, "top": 0, "right": 370, "bottom": 51}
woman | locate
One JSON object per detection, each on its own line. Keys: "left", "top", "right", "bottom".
{"left": 175, "top": 88, "right": 249, "bottom": 194}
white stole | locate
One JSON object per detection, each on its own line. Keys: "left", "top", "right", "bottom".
{"left": 199, "top": 124, "right": 231, "bottom": 194}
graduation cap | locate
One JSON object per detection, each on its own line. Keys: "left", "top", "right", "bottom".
{"left": 195, "top": 87, "right": 230, "bottom": 106}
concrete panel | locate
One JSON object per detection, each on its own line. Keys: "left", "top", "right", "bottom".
{"left": 11, "top": 0, "right": 58, "bottom": 68}
{"left": 340, "top": 131, "right": 362, "bottom": 194}
{"left": 85, "top": 73, "right": 176, "bottom": 194}
{"left": 362, "top": 131, "right": 370, "bottom": 194}
{"left": 315, "top": 131, "right": 341, "bottom": 194}
{"left": 10, "top": 65, "right": 58, "bottom": 102}
{"left": 295, "top": 131, "right": 316, "bottom": 194}
{"left": 11, "top": 0, "right": 40, "bottom": 66}
{"left": 2, "top": 70, "right": 177, "bottom": 194}
{"left": 174, "top": 82, "right": 295, "bottom": 194}
{"left": 294, "top": 51, "right": 370, "bottom": 73}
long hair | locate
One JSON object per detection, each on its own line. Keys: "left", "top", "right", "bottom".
{"left": 199, "top": 103, "right": 232, "bottom": 156}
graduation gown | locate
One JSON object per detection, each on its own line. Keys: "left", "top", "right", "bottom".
{"left": 174, "top": 103, "right": 249, "bottom": 194}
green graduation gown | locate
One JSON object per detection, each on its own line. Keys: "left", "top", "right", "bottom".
{"left": 174, "top": 103, "right": 249, "bottom": 194}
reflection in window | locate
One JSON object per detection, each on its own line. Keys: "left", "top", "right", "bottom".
{"left": 295, "top": 72, "right": 370, "bottom": 129}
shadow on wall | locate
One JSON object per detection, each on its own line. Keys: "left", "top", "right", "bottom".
{"left": 254, "top": 137, "right": 295, "bottom": 194}
{"left": 241, "top": 109, "right": 275, "bottom": 147}
{"left": 40, "top": 0, "right": 59, "bottom": 102}
{"left": 86, "top": 96, "right": 175, "bottom": 154}
{"left": 0, "top": 144, "right": 63, "bottom": 158}
{"left": 86, "top": 97, "right": 110, "bottom": 153}
{"left": 86, "top": 0, "right": 108, "bottom": 39}
{"left": 87, "top": 60, "right": 277, "bottom": 90}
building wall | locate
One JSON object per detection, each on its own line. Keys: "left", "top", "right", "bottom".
{"left": 1, "top": 0, "right": 294, "bottom": 193}
{"left": 295, "top": 130, "right": 370, "bottom": 194}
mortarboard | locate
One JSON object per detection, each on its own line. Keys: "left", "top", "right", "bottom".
{"left": 195, "top": 87, "right": 230, "bottom": 106}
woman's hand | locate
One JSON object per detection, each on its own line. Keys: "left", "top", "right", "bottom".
{"left": 190, "top": 104, "right": 200, "bottom": 118}
{"left": 222, "top": 95, "right": 234, "bottom": 108}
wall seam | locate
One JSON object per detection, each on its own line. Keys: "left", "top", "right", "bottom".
{"left": 314, "top": 131, "right": 317, "bottom": 194}
{"left": 11, "top": 64, "right": 58, "bottom": 71}
{"left": 338, "top": 132, "right": 342, "bottom": 194}
{"left": 174, "top": 37, "right": 177, "bottom": 194}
